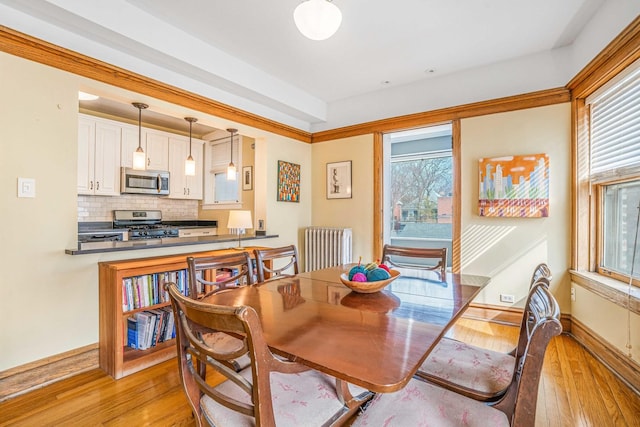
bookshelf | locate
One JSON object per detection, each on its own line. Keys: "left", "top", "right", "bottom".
{"left": 98, "top": 246, "right": 266, "bottom": 379}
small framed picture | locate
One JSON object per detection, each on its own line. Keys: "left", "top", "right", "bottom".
{"left": 327, "top": 161, "right": 352, "bottom": 199}
{"left": 242, "top": 166, "right": 253, "bottom": 191}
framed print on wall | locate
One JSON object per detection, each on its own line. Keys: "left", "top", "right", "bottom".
{"left": 327, "top": 161, "right": 352, "bottom": 199}
{"left": 242, "top": 166, "right": 253, "bottom": 191}
{"left": 277, "top": 160, "right": 300, "bottom": 202}
{"left": 478, "top": 153, "right": 549, "bottom": 217}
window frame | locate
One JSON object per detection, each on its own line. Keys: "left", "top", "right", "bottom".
{"left": 594, "top": 176, "right": 640, "bottom": 287}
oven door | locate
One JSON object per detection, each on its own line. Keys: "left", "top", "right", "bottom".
{"left": 121, "top": 168, "right": 170, "bottom": 195}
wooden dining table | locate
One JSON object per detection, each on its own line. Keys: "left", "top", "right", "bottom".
{"left": 202, "top": 264, "right": 490, "bottom": 393}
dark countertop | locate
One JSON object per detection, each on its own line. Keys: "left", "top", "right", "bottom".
{"left": 65, "top": 233, "right": 278, "bottom": 255}
{"left": 77, "top": 220, "right": 218, "bottom": 232}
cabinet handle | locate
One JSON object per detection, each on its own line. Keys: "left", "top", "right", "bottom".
{"left": 187, "top": 188, "right": 190, "bottom": 195}
{"left": 90, "top": 181, "right": 93, "bottom": 190}
{"left": 147, "top": 158, "right": 150, "bottom": 167}
{"left": 184, "top": 188, "right": 187, "bottom": 195}
{"left": 96, "top": 181, "right": 100, "bottom": 190}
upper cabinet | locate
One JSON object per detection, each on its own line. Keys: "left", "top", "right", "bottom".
{"left": 120, "top": 126, "right": 169, "bottom": 171}
{"left": 168, "top": 136, "right": 204, "bottom": 200}
{"left": 77, "top": 115, "right": 121, "bottom": 196}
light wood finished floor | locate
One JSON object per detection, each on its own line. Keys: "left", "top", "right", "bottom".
{"left": 2, "top": 318, "right": 639, "bottom": 426}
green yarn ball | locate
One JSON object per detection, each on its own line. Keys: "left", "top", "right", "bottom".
{"left": 366, "top": 267, "right": 391, "bottom": 282}
{"left": 349, "top": 265, "right": 366, "bottom": 280}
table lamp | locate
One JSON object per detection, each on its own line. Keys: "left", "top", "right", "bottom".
{"left": 227, "top": 210, "right": 253, "bottom": 250}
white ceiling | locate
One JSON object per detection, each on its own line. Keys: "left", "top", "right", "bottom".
{"left": 1, "top": 0, "right": 638, "bottom": 134}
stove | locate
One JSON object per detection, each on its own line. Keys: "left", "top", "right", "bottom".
{"left": 113, "top": 210, "right": 179, "bottom": 240}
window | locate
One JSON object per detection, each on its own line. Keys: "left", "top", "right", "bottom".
{"left": 203, "top": 138, "right": 242, "bottom": 208}
{"left": 587, "top": 59, "right": 640, "bottom": 284}
{"left": 383, "top": 124, "right": 453, "bottom": 267}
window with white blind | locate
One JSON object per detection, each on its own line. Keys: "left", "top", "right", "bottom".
{"left": 202, "top": 138, "right": 242, "bottom": 208}
{"left": 588, "top": 58, "right": 640, "bottom": 284}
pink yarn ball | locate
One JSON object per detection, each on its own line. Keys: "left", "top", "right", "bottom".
{"left": 352, "top": 272, "right": 368, "bottom": 282}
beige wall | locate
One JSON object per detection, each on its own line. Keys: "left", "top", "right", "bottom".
{"left": 311, "top": 135, "right": 375, "bottom": 262}
{"left": 460, "top": 104, "right": 572, "bottom": 309}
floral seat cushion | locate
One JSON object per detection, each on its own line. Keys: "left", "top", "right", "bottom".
{"left": 201, "top": 367, "right": 367, "bottom": 426}
{"left": 419, "top": 337, "right": 516, "bottom": 395}
{"left": 353, "top": 378, "right": 509, "bottom": 427}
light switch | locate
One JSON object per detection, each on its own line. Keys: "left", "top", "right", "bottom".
{"left": 18, "top": 177, "right": 36, "bottom": 198}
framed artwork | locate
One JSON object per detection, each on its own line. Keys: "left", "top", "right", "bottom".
{"left": 327, "top": 161, "right": 352, "bottom": 199}
{"left": 478, "top": 153, "right": 549, "bottom": 217}
{"left": 242, "top": 166, "right": 253, "bottom": 191}
{"left": 277, "top": 160, "right": 300, "bottom": 202}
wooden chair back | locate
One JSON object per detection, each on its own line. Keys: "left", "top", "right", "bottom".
{"left": 530, "top": 263, "right": 552, "bottom": 288}
{"left": 381, "top": 244, "right": 447, "bottom": 277}
{"left": 253, "top": 245, "right": 299, "bottom": 282}
{"left": 492, "top": 280, "right": 562, "bottom": 426}
{"left": 186, "top": 251, "right": 254, "bottom": 299}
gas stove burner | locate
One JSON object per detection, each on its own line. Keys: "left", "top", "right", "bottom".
{"left": 113, "top": 209, "right": 179, "bottom": 240}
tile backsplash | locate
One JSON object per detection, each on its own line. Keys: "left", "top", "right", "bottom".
{"left": 78, "top": 195, "right": 198, "bottom": 222}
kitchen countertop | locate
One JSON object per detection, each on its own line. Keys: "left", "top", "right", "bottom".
{"left": 65, "top": 233, "right": 278, "bottom": 255}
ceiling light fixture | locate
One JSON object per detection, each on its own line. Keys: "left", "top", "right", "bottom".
{"left": 132, "top": 102, "right": 148, "bottom": 170}
{"left": 184, "top": 117, "right": 197, "bottom": 176}
{"left": 227, "top": 128, "right": 237, "bottom": 180}
{"left": 294, "top": 0, "right": 342, "bottom": 41}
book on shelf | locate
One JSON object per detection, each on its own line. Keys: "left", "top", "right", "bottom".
{"left": 127, "top": 317, "right": 139, "bottom": 349}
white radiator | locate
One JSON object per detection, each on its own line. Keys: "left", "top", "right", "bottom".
{"left": 304, "top": 227, "right": 353, "bottom": 272}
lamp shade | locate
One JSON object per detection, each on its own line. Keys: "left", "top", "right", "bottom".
{"left": 294, "top": 0, "right": 342, "bottom": 41}
{"left": 227, "top": 210, "right": 253, "bottom": 230}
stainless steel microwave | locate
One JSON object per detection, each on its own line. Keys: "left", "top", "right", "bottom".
{"left": 121, "top": 168, "right": 170, "bottom": 195}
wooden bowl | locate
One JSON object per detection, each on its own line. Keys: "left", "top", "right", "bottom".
{"left": 339, "top": 269, "right": 400, "bottom": 294}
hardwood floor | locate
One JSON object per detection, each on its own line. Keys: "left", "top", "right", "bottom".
{"left": 1, "top": 319, "right": 639, "bottom": 426}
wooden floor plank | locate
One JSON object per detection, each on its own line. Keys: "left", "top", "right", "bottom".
{"left": 1, "top": 320, "right": 639, "bottom": 427}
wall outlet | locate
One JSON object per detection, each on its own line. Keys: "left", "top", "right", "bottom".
{"left": 500, "top": 294, "right": 515, "bottom": 303}
{"left": 571, "top": 287, "right": 576, "bottom": 302}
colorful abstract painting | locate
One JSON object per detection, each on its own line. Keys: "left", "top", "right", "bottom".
{"left": 478, "top": 153, "right": 549, "bottom": 217}
{"left": 277, "top": 160, "right": 300, "bottom": 202}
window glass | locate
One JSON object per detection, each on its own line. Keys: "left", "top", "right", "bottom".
{"left": 602, "top": 181, "right": 640, "bottom": 278}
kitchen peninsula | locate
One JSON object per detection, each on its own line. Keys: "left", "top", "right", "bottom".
{"left": 66, "top": 233, "right": 278, "bottom": 255}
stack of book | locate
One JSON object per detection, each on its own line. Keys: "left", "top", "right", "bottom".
{"left": 126, "top": 307, "right": 175, "bottom": 350}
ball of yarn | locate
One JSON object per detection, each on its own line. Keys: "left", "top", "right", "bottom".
{"left": 352, "top": 272, "right": 368, "bottom": 282}
{"left": 349, "top": 265, "right": 366, "bottom": 280}
{"left": 367, "top": 267, "right": 391, "bottom": 282}
{"left": 378, "top": 264, "right": 390, "bottom": 273}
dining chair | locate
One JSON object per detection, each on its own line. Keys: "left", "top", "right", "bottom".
{"left": 187, "top": 251, "right": 254, "bottom": 299}
{"left": 415, "top": 277, "right": 550, "bottom": 402}
{"left": 253, "top": 245, "right": 300, "bottom": 282}
{"left": 352, "top": 282, "right": 561, "bottom": 427}
{"left": 381, "top": 244, "right": 447, "bottom": 277}
{"left": 186, "top": 251, "right": 255, "bottom": 372}
{"left": 165, "top": 282, "right": 371, "bottom": 427}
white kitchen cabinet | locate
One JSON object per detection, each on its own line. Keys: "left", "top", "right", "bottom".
{"left": 169, "top": 136, "right": 204, "bottom": 199}
{"left": 120, "top": 126, "right": 169, "bottom": 171}
{"left": 145, "top": 131, "right": 169, "bottom": 170}
{"left": 77, "top": 115, "right": 121, "bottom": 196}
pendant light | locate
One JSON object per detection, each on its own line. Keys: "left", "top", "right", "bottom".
{"left": 294, "top": 0, "right": 342, "bottom": 41}
{"left": 132, "top": 102, "right": 148, "bottom": 170}
{"left": 227, "top": 128, "right": 237, "bottom": 180}
{"left": 184, "top": 117, "right": 197, "bottom": 176}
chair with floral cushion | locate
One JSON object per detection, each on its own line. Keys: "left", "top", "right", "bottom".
{"left": 381, "top": 244, "right": 447, "bottom": 277}
{"left": 253, "top": 245, "right": 300, "bottom": 282}
{"left": 186, "top": 252, "right": 255, "bottom": 372}
{"left": 353, "top": 282, "right": 561, "bottom": 427}
{"left": 415, "top": 276, "right": 550, "bottom": 402}
{"left": 165, "top": 282, "right": 371, "bottom": 427}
